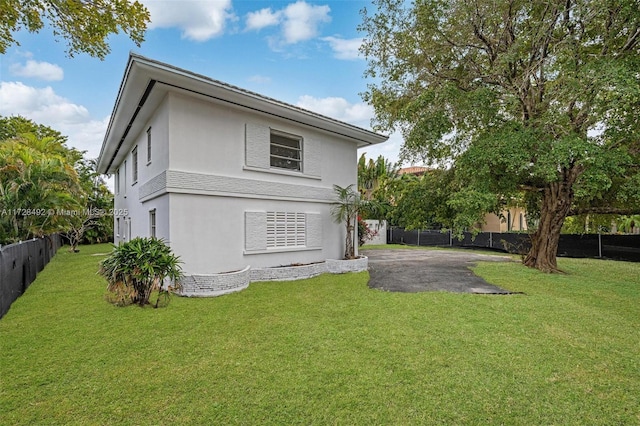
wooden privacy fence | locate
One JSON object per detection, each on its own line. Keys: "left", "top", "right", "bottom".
{"left": 387, "top": 227, "right": 640, "bottom": 262}
{"left": 0, "top": 235, "right": 63, "bottom": 319}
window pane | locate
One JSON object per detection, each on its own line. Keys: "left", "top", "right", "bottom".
{"left": 147, "top": 128, "right": 152, "bottom": 162}
{"left": 271, "top": 134, "right": 300, "bottom": 149}
{"left": 270, "top": 132, "right": 302, "bottom": 171}
{"left": 149, "top": 210, "right": 156, "bottom": 238}
{"left": 132, "top": 147, "right": 138, "bottom": 182}
{"left": 271, "top": 144, "right": 301, "bottom": 159}
{"left": 270, "top": 156, "right": 301, "bottom": 170}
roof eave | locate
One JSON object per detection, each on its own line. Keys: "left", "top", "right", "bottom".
{"left": 97, "top": 54, "right": 389, "bottom": 174}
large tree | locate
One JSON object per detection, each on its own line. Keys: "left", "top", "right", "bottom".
{"left": 0, "top": 116, "right": 113, "bottom": 245}
{"left": 0, "top": 134, "right": 81, "bottom": 242}
{"left": 366, "top": 168, "right": 459, "bottom": 230}
{"left": 1, "top": 0, "right": 149, "bottom": 58}
{"left": 360, "top": 0, "right": 640, "bottom": 272}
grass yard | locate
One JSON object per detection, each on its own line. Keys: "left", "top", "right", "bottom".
{"left": 1, "top": 244, "right": 639, "bottom": 425}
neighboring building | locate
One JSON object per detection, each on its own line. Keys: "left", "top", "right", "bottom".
{"left": 397, "top": 166, "right": 429, "bottom": 176}
{"left": 97, "top": 54, "right": 387, "bottom": 291}
{"left": 480, "top": 207, "right": 528, "bottom": 233}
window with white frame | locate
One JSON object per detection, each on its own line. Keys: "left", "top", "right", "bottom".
{"left": 270, "top": 131, "right": 302, "bottom": 172}
{"left": 146, "top": 127, "right": 152, "bottom": 164}
{"left": 266, "top": 212, "right": 306, "bottom": 248}
{"left": 132, "top": 147, "right": 138, "bottom": 184}
{"left": 149, "top": 209, "right": 156, "bottom": 238}
{"left": 115, "top": 168, "right": 120, "bottom": 194}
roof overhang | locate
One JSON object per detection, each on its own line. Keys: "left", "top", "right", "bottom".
{"left": 97, "top": 54, "right": 389, "bottom": 175}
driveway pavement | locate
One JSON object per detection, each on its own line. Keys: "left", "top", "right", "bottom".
{"left": 362, "top": 248, "right": 517, "bottom": 294}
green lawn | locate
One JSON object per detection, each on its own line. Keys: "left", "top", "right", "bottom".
{"left": 1, "top": 244, "right": 639, "bottom": 425}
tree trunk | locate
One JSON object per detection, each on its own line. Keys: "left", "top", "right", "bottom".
{"left": 345, "top": 221, "right": 355, "bottom": 259}
{"left": 524, "top": 176, "right": 576, "bottom": 273}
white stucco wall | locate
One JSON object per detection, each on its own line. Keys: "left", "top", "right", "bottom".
{"left": 168, "top": 193, "right": 344, "bottom": 274}
{"left": 363, "top": 220, "right": 387, "bottom": 245}
{"left": 112, "top": 91, "right": 358, "bottom": 275}
{"left": 113, "top": 97, "right": 171, "bottom": 244}
{"left": 167, "top": 93, "right": 356, "bottom": 188}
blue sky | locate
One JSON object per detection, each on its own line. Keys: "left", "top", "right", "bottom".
{"left": 0, "top": 0, "right": 403, "bottom": 165}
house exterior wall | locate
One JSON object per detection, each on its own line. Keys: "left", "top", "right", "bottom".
{"left": 113, "top": 97, "right": 171, "bottom": 244}
{"left": 115, "top": 92, "right": 357, "bottom": 275}
{"left": 166, "top": 93, "right": 356, "bottom": 187}
{"left": 481, "top": 207, "right": 528, "bottom": 233}
{"left": 168, "top": 194, "right": 342, "bottom": 274}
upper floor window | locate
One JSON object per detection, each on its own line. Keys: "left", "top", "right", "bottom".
{"left": 115, "top": 169, "right": 120, "bottom": 194}
{"left": 146, "top": 127, "right": 152, "bottom": 164}
{"left": 132, "top": 147, "right": 138, "bottom": 184}
{"left": 270, "top": 131, "right": 302, "bottom": 172}
{"left": 123, "top": 160, "right": 127, "bottom": 195}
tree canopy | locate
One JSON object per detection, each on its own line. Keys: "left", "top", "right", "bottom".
{"left": 0, "top": 115, "right": 113, "bottom": 245}
{"left": 360, "top": 0, "right": 640, "bottom": 272}
{"left": 1, "top": 0, "right": 150, "bottom": 58}
{"left": 357, "top": 153, "right": 398, "bottom": 200}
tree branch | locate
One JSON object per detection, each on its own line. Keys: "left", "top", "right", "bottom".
{"left": 620, "top": 26, "right": 640, "bottom": 52}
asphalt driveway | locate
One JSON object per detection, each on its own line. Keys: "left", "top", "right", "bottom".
{"left": 362, "top": 248, "right": 517, "bottom": 294}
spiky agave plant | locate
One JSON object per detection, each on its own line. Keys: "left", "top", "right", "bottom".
{"left": 99, "top": 237, "right": 182, "bottom": 307}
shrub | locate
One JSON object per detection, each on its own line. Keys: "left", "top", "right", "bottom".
{"left": 357, "top": 217, "right": 378, "bottom": 246}
{"left": 98, "top": 237, "right": 182, "bottom": 307}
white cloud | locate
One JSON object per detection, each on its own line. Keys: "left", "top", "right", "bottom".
{"left": 282, "top": 1, "right": 331, "bottom": 44}
{"left": 296, "top": 95, "right": 374, "bottom": 128}
{"left": 296, "top": 94, "right": 402, "bottom": 164}
{"left": 321, "top": 36, "right": 362, "bottom": 60}
{"left": 0, "top": 82, "right": 89, "bottom": 123}
{"left": 9, "top": 59, "right": 64, "bottom": 81}
{"left": 61, "top": 116, "right": 111, "bottom": 159}
{"left": 0, "top": 81, "right": 107, "bottom": 158}
{"left": 246, "top": 8, "right": 280, "bottom": 31}
{"left": 357, "top": 132, "right": 403, "bottom": 165}
{"left": 141, "top": 0, "right": 234, "bottom": 41}
{"left": 245, "top": 1, "right": 331, "bottom": 46}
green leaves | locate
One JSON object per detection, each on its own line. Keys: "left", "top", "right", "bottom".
{"left": 360, "top": 0, "right": 640, "bottom": 269}
{"left": 98, "top": 237, "right": 183, "bottom": 307}
{"left": 0, "top": 116, "right": 113, "bottom": 245}
{"left": 0, "top": 119, "right": 83, "bottom": 243}
{"left": 357, "top": 153, "right": 398, "bottom": 200}
{"left": 382, "top": 170, "right": 457, "bottom": 231}
{"left": 331, "top": 184, "right": 362, "bottom": 259}
{"left": 0, "top": 0, "right": 150, "bottom": 59}
{"left": 361, "top": 0, "right": 640, "bottom": 202}
{"left": 447, "top": 187, "right": 500, "bottom": 238}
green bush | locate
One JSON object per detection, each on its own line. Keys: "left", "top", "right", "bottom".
{"left": 98, "top": 237, "right": 182, "bottom": 307}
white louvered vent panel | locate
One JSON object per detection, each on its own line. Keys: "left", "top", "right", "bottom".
{"left": 266, "top": 211, "right": 306, "bottom": 249}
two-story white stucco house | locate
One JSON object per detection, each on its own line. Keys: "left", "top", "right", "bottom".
{"left": 97, "top": 54, "right": 387, "bottom": 295}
